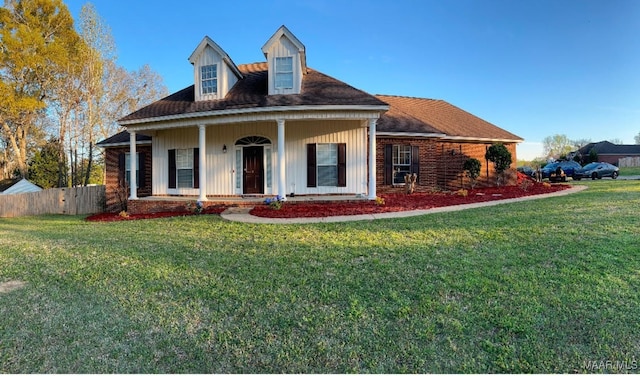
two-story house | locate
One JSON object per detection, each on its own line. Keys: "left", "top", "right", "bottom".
{"left": 98, "top": 25, "right": 522, "bottom": 213}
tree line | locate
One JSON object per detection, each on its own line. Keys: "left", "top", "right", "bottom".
{"left": 0, "top": 0, "right": 167, "bottom": 188}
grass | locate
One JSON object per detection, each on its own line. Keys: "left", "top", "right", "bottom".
{"left": 1, "top": 180, "right": 639, "bottom": 373}
{"left": 619, "top": 166, "right": 640, "bottom": 176}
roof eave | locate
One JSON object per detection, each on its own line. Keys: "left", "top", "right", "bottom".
{"left": 120, "top": 104, "right": 390, "bottom": 127}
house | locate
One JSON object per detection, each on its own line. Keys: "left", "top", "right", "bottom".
{"left": 98, "top": 25, "right": 522, "bottom": 213}
{"left": 0, "top": 178, "right": 43, "bottom": 195}
{"left": 574, "top": 141, "right": 640, "bottom": 166}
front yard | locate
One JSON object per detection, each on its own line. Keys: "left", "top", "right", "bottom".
{"left": 1, "top": 180, "right": 639, "bottom": 373}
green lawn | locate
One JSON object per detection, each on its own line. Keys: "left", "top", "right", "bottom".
{"left": 620, "top": 166, "right": 640, "bottom": 176}
{"left": 1, "top": 180, "right": 639, "bottom": 373}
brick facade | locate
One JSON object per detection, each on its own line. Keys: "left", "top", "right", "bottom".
{"left": 376, "top": 138, "right": 517, "bottom": 193}
{"left": 104, "top": 146, "right": 152, "bottom": 212}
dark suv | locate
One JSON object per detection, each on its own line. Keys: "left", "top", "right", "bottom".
{"left": 541, "top": 161, "right": 582, "bottom": 181}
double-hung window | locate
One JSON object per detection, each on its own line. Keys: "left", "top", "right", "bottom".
{"left": 275, "top": 57, "right": 293, "bottom": 89}
{"left": 392, "top": 145, "right": 412, "bottom": 184}
{"left": 201, "top": 64, "right": 217, "bottom": 95}
{"left": 124, "top": 152, "right": 139, "bottom": 188}
{"left": 307, "top": 143, "right": 346, "bottom": 188}
{"left": 317, "top": 143, "right": 338, "bottom": 186}
{"left": 176, "top": 149, "right": 194, "bottom": 188}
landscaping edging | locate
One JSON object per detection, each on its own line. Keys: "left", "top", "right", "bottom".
{"left": 221, "top": 185, "right": 588, "bottom": 224}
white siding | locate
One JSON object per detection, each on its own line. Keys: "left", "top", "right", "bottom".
{"left": 152, "top": 120, "right": 367, "bottom": 196}
{"left": 192, "top": 45, "right": 238, "bottom": 101}
{"left": 265, "top": 36, "right": 303, "bottom": 95}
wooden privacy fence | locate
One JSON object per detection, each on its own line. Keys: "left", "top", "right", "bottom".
{"left": 0, "top": 185, "right": 105, "bottom": 218}
{"left": 619, "top": 157, "right": 640, "bottom": 168}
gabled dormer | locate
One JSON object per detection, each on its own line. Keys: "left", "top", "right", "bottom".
{"left": 261, "top": 25, "right": 307, "bottom": 95}
{"left": 189, "top": 36, "right": 243, "bottom": 102}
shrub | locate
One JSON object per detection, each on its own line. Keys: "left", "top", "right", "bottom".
{"left": 485, "top": 143, "right": 513, "bottom": 186}
{"left": 264, "top": 195, "right": 285, "bottom": 210}
{"left": 463, "top": 158, "right": 481, "bottom": 189}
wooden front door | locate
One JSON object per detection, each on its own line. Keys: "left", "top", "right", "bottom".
{"left": 243, "top": 146, "right": 264, "bottom": 194}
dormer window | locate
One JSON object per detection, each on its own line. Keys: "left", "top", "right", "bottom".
{"left": 275, "top": 57, "right": 293, "bottom": 89}
{"left": 201, "top": 64, "right": 217, "bottom": 95}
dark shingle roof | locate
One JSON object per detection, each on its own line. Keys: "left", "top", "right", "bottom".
{"left": 119, "top": 63, "right": 387, "bottom": 123}
{"left": 375, "top": 95, "right": 522, "bottom": 141}
{"left": 96, "top": 131, "right": 152, "bottom": 147}
{"left": 578, "top": 141, "right": 640, "bottom": 155}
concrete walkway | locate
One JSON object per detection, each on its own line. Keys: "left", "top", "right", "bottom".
{"left": 221, "top": 185, "right": 589, "bottom": 224}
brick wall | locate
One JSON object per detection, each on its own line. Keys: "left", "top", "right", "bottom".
{"left": 376, "top": 138, "right": 517, "bottom": 193}
{"left": 104, "top": 146, "right": 152, "bottom": 212}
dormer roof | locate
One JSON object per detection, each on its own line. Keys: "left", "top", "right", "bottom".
{"left": 261, "top": 25, "right": 307, "bottom": 74}
{"left": 188, "top": 35, "right": 243, "bottom": 79}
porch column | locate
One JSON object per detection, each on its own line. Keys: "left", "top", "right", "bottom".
{"left": 277, "top": 119, "right": 287, "bottom": 200}
{"left": 198, "top": 124, "right": 207, "bottom": 201}
{"left": 367, "top": 118, "right": 377, "bottom": 200}
{"left": 128, "top": 130, "right": 138, "bottom": 200}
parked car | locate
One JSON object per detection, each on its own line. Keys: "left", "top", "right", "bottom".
{"left": 573, "top": 162, "right": 619, "bottom": 180}
{"left": 540, "top": 160, "right": 582, "bottom": 180}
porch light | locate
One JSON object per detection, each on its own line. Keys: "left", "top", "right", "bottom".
{"left": 223, "top": 144, "right": 227, "bottom": 153}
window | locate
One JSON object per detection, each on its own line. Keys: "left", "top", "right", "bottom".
{"left": 383, "top": 144, "right": 419, "bottom": 186}
{"left": 317, "top": 143, "right": 338, "bottom": 186}
{"left": 124, "top": 152, "right": 139, "bottom": 188}
{"left": 392, "top": 145, "right": 412, "bottom": 184}
{"left": 307, "top": 143, "right": 346, "bottom": 188}
{"left": 201, "top": 64, "right": 217, "bottom": 95}
{"left": 176, "top": 149, "right": 194, "bottom": 188}
{"left": 275, "top": 57, "right": 293, "bottom": 89}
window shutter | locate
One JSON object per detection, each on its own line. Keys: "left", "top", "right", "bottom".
{"left": 411, "top": 146, "right": 420, "bottom": 183}
{"left": 384, "top": 144, "right": 392, "bottom": 185}
{"left": 118, "top": 152, "right": 125, "bottom": 187}
{"left": 139, "top": 152, "right": 146, "bottom": 189}
{"left": 193, "top": 148, "right": 199, "bottom": 189}
{"left": 168, "top": 149, "right": 176, "bottom": 189}
{"left": 307, "top": 144, "right": 317, "bottom": 187}
{"left": 337, "top": 143, "right": 347, "bottom": 187}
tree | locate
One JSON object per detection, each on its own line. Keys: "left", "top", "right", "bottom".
{"left": 0, "top": 0, "right": 82, "bottom": 177}
{"left": 542, "top": 134, "right": 574, "bottom": 160}
{"left": 463, "top": 158, "right": 481, "bottom": 189}
{"left": 635, "top": 132, "right": 640, "bottom": 145}
{"left": 28, "top": 137, "right": 65, "bottom": 188}
{"left": 572, "top": 138, "right": 592, "bottom": 149}
{"left": 485, "top": 143, "right": 512, "bottom": 186}
{"left": 608, "top": 138, "right": 624, "bottom": 145}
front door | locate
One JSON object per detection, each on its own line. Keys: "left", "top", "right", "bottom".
{"left": 243, "top": 146, "right": 264, "bottom": 194}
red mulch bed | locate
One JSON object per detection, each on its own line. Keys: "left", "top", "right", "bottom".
{"left": 85, "top": 206, "right": 226, "bottom": 222}
{"left": 86, "top": 173, "right": 570, "bottom": 221}
{"left": 250, "top": 176, "right": 571, "bottom": 218}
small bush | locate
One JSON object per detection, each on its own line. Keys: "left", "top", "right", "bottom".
{"left": 463, "top": 158, "right": 482, "bottom": 189}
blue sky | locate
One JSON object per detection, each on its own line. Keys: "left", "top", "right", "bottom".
{"left": 64, "top": 0, "right": 640, "bottom": 160}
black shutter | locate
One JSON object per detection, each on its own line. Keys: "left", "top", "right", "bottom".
{"left": 384, "top": 144, "right": 393, "bottom": 185}
{"left": 168, "top": 149, "right": 176, "bottom": 189}
{"left": 193, "top": 148, "right": 199, "bottom": 189}
{"left": 118, "top": 152, "right": 125, "bottom": 187}
{"left": 138, "top": 152, "right": 146, "bottom": 189}
{"left": 337, "top": 143, "right": 346, "bottom": 187}
{"left": 411, "top": 146, "right": 420, "bottom": 183}
{"left": 307, "top": 144, "right": 317, "bottom": 187}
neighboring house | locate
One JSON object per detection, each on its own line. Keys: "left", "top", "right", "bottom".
{"left": 98, "top": 25, "right": 522, "bottom": 212}
{"left": 574, "top": 141, "right": 640, "bottom": 165}
{"left": 0, "top": 178, "right": 43, "bottom": 195}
